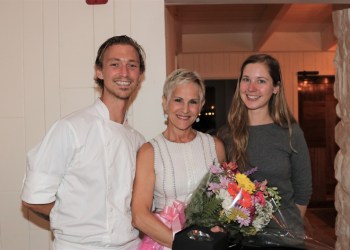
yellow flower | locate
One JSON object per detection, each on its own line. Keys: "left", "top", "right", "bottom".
{"left": 236, "top": 173, "right": 256, "bottom": 194}
{"left": 225, "top": 207, "right": 249, "bottom": 223}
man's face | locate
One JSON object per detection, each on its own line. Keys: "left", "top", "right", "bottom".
{"left": 96, "top": 44, "right": 142, "bottom": 101}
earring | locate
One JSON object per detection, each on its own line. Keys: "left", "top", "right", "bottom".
{"left": 164, "top": 113, "right": 168, "bottom": 120}
{"left": 196, "top": 117, "right": 200, "bottom": 123}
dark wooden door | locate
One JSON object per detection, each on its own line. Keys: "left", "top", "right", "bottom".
{"left": 298, "top": 75, "right": 338, "bottom": 206}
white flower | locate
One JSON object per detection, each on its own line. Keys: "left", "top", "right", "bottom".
{"left": 252, "top": 202, "right": 274, "bottom": 232}
{"left": 219, "top": 189, "right": 233, "bottom": 211}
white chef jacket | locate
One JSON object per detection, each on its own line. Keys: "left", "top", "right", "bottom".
{"left": 21, "top": 98, "right": 145, "bottom": 249}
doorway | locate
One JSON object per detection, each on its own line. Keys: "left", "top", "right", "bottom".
{"left": 193, "top": 79, "right": 237, "bottom": 135}
{"left": 297, "top": 73, "right": 338, "bottom": 246}
{"left": 297, "top": 73, "right": 338, "bottom": 206}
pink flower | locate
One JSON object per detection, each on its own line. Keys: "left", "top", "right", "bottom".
{"left": 219, "top": 176, "right": 229, "bottom": 188}
{"left": 255, "top": 180, "right": 268, "bottom": 192}
{"left": 237, "top": 216, "right": 251, "bottom": 227}
{"left": 255, "top": 191, "right": 266, "bottom": 206}
{"left": 210, "top": 165, "right": 223, "bottom": 174}
{"left": 208, "top": 182, "right": 221, "bottom": 192}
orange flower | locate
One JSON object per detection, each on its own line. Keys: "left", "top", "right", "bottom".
{"left": 227, "top": 182, "right": 252, "bottom": 208}
{"left": 239, "top": 190, "right": 252, "bottom": 208}
{"left": 228, "top": 182, "right": 240, "bottom": 197}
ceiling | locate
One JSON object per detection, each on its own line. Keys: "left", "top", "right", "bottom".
{"left": 166, "top": 3, "right": 350, "bottom": 52}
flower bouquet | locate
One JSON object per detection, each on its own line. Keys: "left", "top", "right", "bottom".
{"left": 184, "top": 162, "right": 281, "bottom": 241}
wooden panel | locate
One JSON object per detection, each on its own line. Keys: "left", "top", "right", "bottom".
{"left": 298, "top": 76, "right": 338, "bottom": 204}
{"left": 309, "top": 147, "right": 327, "bottom": 203}
{"left": 165, "top": 6, "right": 178, "bottom": 74}
{"left": 23, "top": 0, "right": 46, "bottom": 148}
{"left": 43, "top": 0, "right": 61, "bottom": 129}
{"left": 94, "top": 0, "right": 114, "bottom": 45}
{"left": 0, "top": 1, "right": 24, "bottom": 118}
{"left": 281, "top": 4, "right": 331, "bottom": 30}
{"left": 301, "top": 101, "right": 326, "bottom": 146}
{"left": 59, "top": 1, "right": 94, "bottom": 88}
{"left": 178, "top": 4, "right": 265, "bottom": 34}
{"left": 127, "top": 0, "right": 167, "bottom": 139}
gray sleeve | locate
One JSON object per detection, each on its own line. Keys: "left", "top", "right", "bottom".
{"left": 290, "top": 124, "right": 312, "bottom": 205}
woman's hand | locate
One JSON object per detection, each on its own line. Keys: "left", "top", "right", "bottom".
{"left": 210, "top": 225, "right": 225, "bottom": 233}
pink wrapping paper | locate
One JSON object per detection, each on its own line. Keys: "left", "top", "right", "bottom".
{"left": 138, "top": 200, "right": 186, "bottom": 250}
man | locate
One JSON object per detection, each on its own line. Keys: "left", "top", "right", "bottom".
{"left": 21, "top": 35, "right": 146, "bottom": 250}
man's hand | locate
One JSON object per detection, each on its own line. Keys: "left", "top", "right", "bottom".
{"left": 22, "top": 201, "right": 55, "bottom": 221}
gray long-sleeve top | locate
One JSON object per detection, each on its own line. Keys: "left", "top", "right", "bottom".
{"left": 247, "top": 123, "right": 312, "bottom": 209}
{"left": 219, "top": 122, "right": 312, "bottom": 247}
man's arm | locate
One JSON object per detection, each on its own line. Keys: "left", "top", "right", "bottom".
{"left": 22, "top": 201, "right": 55, "bottom": 221}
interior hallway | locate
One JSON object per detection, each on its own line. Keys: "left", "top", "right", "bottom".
{"left": 305, "top": 205, "right": 336, "bottom": 249}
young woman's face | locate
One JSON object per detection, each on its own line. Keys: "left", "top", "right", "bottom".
{"left": 239, "top": 62, "right": 279, "bottom": 113}
{"left": 163, "top": 82, "right": 202, "bottom": 132}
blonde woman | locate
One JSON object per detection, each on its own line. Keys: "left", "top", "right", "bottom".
{"left": 132, "top": 69, "right": 226, "bottom": 248}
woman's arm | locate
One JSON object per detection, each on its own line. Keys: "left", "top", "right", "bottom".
{"left": 131, "top": 143, "right": 173, "bottom": 248}
{"left": 213, "top": 136, "right": 227, "bottom": 164}
{"left": 291, "top": 124, "right": 312, "bottom": 219}
{"left": 296, "top": 204, "right": 307, "bottom": 218}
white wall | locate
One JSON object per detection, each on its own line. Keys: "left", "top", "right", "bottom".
{"left": 0, "top": 0, "right": 166, "bottom": 249}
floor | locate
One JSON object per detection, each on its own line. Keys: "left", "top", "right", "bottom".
{"left": 304, "top": 206, "right": 336, "bottom": 249}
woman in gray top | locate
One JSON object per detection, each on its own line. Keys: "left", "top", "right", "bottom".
{"left": 218, "top": 54, "right": 312, "bottom": 249}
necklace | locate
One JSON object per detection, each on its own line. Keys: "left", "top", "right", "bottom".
{"left": 162, "top": 129, "right": 197, "bottom": 143}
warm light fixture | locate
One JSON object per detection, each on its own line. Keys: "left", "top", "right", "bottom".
{"left": 86, "top": 0, "right": 108, "bottom": 5}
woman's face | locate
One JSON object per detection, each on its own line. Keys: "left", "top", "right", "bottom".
{"left": 239, "top": 62, "right": 279, "bottom": 114}
{"left": 163, "top": 82, "right": 202, "bottom": 132}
